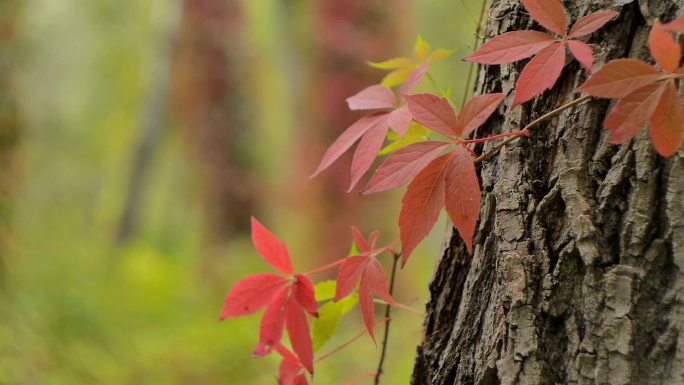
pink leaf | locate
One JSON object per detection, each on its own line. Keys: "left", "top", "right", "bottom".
{"left": 405, "top": 93, "right": 458, "bottom": 137}
{"left": 366, "top": 258, "right": 394, "bottom": 305}
{"left": 335, "top": 255, "right": 369, "bottom": 301}
{"left": 650, "top": 82, "right": 684, "bottom": 157}
{"left": 348, "top": 117, "right": 390, "bottom": 192}
{"left": 464, "top": 31, "right": 557, "bottom": 64}
{"left": 399, "top": 155, "right": 449, "bottom": 266}
{"left": 251, "top": 217, "right": 293, "bottom": 275}
{"left": 358, "top": 273, "right": 376, "bottom": 341}
{"left": 220, "top": 273, "right": 289, "bottom": 319}
{"left": 649, "top": 20, "right": 682, "bottom": 73}
{"left": 346, "top": 85, "right": 397, "bottom": 110}
{"left": 567, "top": 40, "right": 594, "bottom": 72}
{"left": 568, "top": 11, "right": 620, "bottom": 38}
{"left": 387, "top": 106, "right": 413, "bottom": 137}
{"left": 285, "top": 302, "right": 314, "bottom": 374}
{"left": 363, "top": 141, "right": 450, "bottom": 194}
{"left": 444, "top": 145, "right": 481, "bottom": 254}
{"left": 455, "top": 93, "right": 506, "bottom": 137}
{"left": 512, "top": 42, "right": 567, "bottom": 108}
{"left": 522, "top": 0, "right": 568, "bottom": 36}
{"left": 400, "top": 60, "right": 430, "bottom": 96}
{"left": 254, "top": 288, "right": 288, "bottom": 358}
{"left": 293, "top": 274, "right": 318, "bottom": 317}
{"left": 311, "top": 113, "right": 388, "bottom": 178}
{"left": 576, "top": 59, "right": 663, "bottom": 98}
{"left": 605, "top": 83, "right": 666, "bottom": 144}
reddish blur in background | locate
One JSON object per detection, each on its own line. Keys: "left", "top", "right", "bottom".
{"left": 0, "top": 0, "right": 475, "bottom": 383}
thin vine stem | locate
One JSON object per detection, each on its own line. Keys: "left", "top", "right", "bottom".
{"left": 374, "top": 252, "right": 401, "bottom": 385}
{"left": 461, "top": 0, "right": 488, "bottom": 110}
{"left": 372, "top": 299, "right": 424, "bottom": 316}
{"left": 302, "top": 259, "right": 345, "bottom": 276}
{"left": 475, "top": 94, "right": 593, "bottom": 165}
{"left": 315, "top": 318, "right": 389, "bottom": 363}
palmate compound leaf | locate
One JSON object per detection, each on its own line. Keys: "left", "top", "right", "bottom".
{"left": 649, "top": 20, "right": 682, "bottom": 74}
{"left": 512, "top": 42, "right": 567, "bottom": 108}
{"left": 521, "top": 0, "right": 568, "bottom": 37}
{"left": 399, "top": 154, "right": 449, "bottom": 266}
{"left": 576, "top": 59, "right": 664, "bottom": 98}
{"left": 444, "top": 145, "right": 481, "bottom": 254}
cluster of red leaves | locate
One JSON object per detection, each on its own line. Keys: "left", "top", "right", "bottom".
{"left": 466, "top": 0, "right": 618, "bottom": 107}
{"left": 310, "top": 61, "right": 429, "bottom": 191}
{"left": 220, "top": 218, "right": 317, "bottom": 375}
{"left": 334, "top": 227, "right": 394, "bottom": 340}
{"left": 577, "top": 18, "right": 684, "bottom": 156}
{"left": 367, "top": 93, "right": 506, "bottom": 264}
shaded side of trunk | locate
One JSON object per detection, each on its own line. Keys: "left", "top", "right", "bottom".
{"left": 412, "top": 1, "right": 683, "bottom": 384}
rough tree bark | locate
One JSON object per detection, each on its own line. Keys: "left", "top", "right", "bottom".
{"left": 411, "top": 1, "right": 683, "bottom": 384}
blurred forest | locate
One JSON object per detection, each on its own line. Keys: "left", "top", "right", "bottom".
{"left": 0, "top": 0, "right": 476, "bottom": 383}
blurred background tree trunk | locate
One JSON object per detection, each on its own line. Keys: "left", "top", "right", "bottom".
{"left": 411, "top": 1, "right": 684, "bottom": 384}
{"left": 0, "top": 0, "right": 20, "bottom": 281}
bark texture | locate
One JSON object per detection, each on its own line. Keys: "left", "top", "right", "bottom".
{"left": 411, "top": 1, "right": 683, "bottom": 384}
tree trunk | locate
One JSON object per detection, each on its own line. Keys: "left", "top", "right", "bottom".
{"left": 411, "top": 1, "right": 683, "bottom": 384}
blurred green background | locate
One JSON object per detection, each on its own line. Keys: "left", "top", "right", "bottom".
{"left": 0, "top": 0, "right": 477, "bottom": 383}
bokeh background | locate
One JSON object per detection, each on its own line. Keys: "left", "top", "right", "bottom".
{"left": 0, "top": 0, "right": 477, "bottom": 383}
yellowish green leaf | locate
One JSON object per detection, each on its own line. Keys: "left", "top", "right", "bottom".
{"left": 367, "top": 57, "right": 414, "bottom": 70}
{"left": 381, "top": 67, "right": 415, "bottom": 88}
{"left": 312, "top": 295, "right": 358, "bottom": 351}
{"left": 314, "top": 280, "right": 337, "bottom": 302}
{"left": 414, "top": 35, "right": 432, "bottom": 62}
{"left": 430, "top": 48, "right": 454, "bottom": 62}
{"left": 380, "top": 123, "right": 431, "bottom": 154}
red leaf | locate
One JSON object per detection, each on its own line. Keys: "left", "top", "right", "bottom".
{"left": 444, "top": 145, "right": 480, "bottom": 254}
{"left": 650, "top": 82, "right": 684, "bottom": 157}
{"left": 293, "top": 374, "right": 308, "bottom": 385}
{"left": 464, "top": 31, "right": 557, "bottom": 64}
{"left": 405, "top": 93, "right": 457, "bottom": 137}
{"left": 604, "top": 83, "right": 666, "bottom": 144}
{"left": 363, "top": 141, "right": 450, "bottom": 194}
{"left": 335, "top": 255, "right": 368, "bottom": 301}
{"left": 400, "top": 60, "right": 430, "bottom": 96}
{"left": 388, "top": 106, "right": 413, "bottom": 137}
{"left": 351, "top": 226, "right": 370, "bottom": 252}
{"left": 293, "top": 274, "right": 318, "bottom": 317}
{"left": 568, "top": 11, "right": 620, "bottom": 38}
{"left": 664, "top": 14, "right": 684, "bottom": 34}
{"left": 254, "top": 288, "right": 288, "bottom": 358}
{"left": 251, "top": 217, "right": 293, "bottom": 275}
{"left": 311, "top": 113, "right": 388, "bottom": 178}
{"left": 220, "top": 273, "right": 289, "bottom": 319}
{"left": 285, "top": 302, "right": 314, "bottom": 374}
{"left": 399, "top": 154, "right": 449, "bottom": 266}
{"left": 568, "top": 40, "right": 594, "bottom": 72}
{"left": 576, "top": 59, "right": 663, "bottom": 98}
{"left": 455, "top": 93, "right": 506, "bottom": 136}
{"left": 278, "top": 352, "right": 303, "bottom": 385}
{"left": 521, "top": 0, "right": 568, "bottom": 36}
{"left": 649, "top": 20, "right": 682, "bottom": 73}
{"left": 358, "top": 273, "right": 376, "bottom": 341}
{"left": 512, "top": 42, "right": 567, "bottom": 108}
{"left": 346, "top": 85, "right": 396, "bottom": 111}
{"left": 348, "top": 117, "right": 390, "bottom": 191}
{"left": 365, "top": 258, "right": 394, "bottom": 305}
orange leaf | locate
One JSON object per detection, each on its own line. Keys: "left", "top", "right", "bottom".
{"left": 650, "top": 82, "right": 684, "bottom": 157}
{"left": 649, "top": 20, "right": 682, "bottom": 73}
{"left": 604, "top": 83, "right": 666, "bottom": 144}
{"left": 576, "top": 59, "right": 663, "bottom": 98}
{"left": 663, "top": 14, "right": 684, "bottom": 34}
